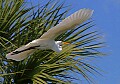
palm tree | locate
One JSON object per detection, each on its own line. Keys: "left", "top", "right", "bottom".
{"left": 0, "top": 0, "right": 104, "bottom": 84}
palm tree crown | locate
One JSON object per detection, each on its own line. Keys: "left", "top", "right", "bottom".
{"left": 0, "top": 0, "right": 104, "bottom": 84}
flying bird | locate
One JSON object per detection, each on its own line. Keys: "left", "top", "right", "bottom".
{"left": 6, "top": 8, "right": 93, "bottom": 61}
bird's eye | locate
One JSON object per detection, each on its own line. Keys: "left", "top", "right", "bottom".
{"left": 59, "top": 43, "right": 62, "bottom": 46}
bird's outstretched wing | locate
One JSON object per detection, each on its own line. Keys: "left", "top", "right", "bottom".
{"left": 6, "top": 42, "right": 40, "bottom": 61}
{"left": 40, "top": 8, "right": 93, "bottom": 39}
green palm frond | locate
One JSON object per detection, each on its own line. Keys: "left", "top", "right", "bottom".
{"left": 0, "top": 0, "right": 104, "bottom": 84}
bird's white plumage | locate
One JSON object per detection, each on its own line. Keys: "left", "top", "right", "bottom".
{"left": 6, "top": 39, "right": 55, "bottom": 61}
{"left": 6, "top": 46, "right": 35, "bottom": 61}
{"left": 40, "top": 9, "right": 93, "bottom": 39}
{"left": 6, "top": 8, "right": 93, "bottom": 61}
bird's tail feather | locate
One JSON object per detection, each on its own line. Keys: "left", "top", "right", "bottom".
{"left": 6, "top": 45, "right": 36, "bottom": 61}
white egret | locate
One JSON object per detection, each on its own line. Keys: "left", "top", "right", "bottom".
{"left": 6, "top": 8, "right": 93, "bottom": 61}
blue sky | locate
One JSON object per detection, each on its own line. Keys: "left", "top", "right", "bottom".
{"left": 62, "top": 0, "right": 120, "bottom": 84}
{"left": 31, "top": 0, "right": 120, "bottom": 84}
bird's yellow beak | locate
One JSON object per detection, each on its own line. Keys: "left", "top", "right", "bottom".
{"left": 63, "top": 42, "right": 70, "bottom": 45}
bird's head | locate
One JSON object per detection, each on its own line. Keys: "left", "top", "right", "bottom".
{"left": 52, "top": 41, "right": 69, "bottom": 52}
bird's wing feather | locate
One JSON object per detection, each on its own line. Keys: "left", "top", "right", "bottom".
{"left": 40, "top": 8, "right": 93, "bottom": 39}
{"left": 6, "top": 42, "right": 38, "bottom": 61}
